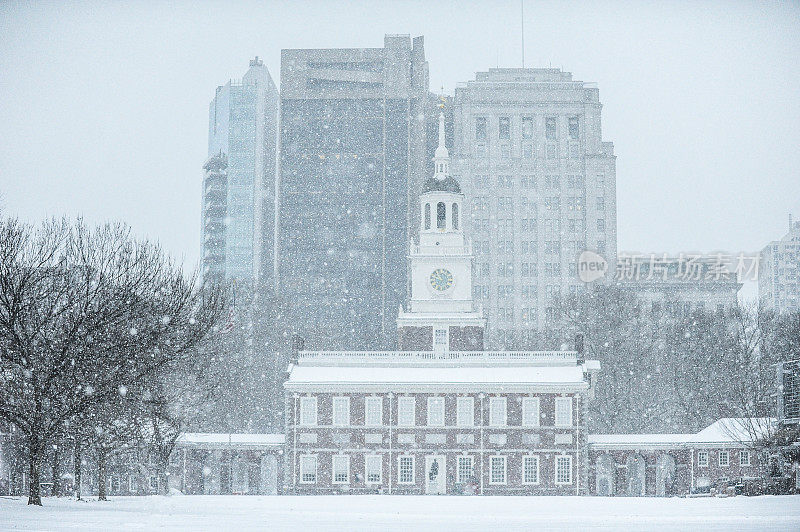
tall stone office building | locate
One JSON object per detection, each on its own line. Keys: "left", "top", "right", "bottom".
{"left": 278, "top": 35, "right": 429, "bottom": 350}
{"left": 452, "top": 68, "right": 617, "bottom": 348}
{"left": 203, "top": 57, "right": 279, "bottom": 289}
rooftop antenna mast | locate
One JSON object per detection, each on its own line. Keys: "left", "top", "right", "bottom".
{"left": 521, "top": 0, "right": 525, "bottom": 68}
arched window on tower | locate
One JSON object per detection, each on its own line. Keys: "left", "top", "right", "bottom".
{"left": 437, "top": 202, "right": 446, "bottom": 229}
{"left": 424, "top": 203, "right": 431, "bottom": 230}
{"left": 452, "top": 203, "right": 459, "bottom": 230}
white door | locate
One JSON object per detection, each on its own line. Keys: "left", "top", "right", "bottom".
{"left": 425, "top": 455, "right": 446, "bottom": 494}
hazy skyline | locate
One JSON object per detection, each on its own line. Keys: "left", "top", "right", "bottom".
{"left": 1, "top": 0, "right": 799, "bottom": 301}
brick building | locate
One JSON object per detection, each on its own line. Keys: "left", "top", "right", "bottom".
{"left": 589, "top": 419, "right": 767, "bottom": 496}
{"left": 284, "top": 350, "right": 599, "bottom": 495}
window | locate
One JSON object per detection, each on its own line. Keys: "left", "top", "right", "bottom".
{"left": 497, "top": 175, "right": 513, "bottom": 188}
{"left": 149, "top": 476, "right": 158, "bottom": 492}
{"left": 424, "top": 203, "right": 431, "bottom": 229}
{"left": 299, "top": 396, "right": 317, "bottom": 426}
{"left": 300, "top": 455, "right": 317, "bottom": 483}
{"left": 740, "top": 450, "right": 751, "bottom": 466}
{"left": 597, "top": 219, "right": 606, "bottom": 232}
{"left": 698, "top": 451, "right": 709, "bottom": 467}
{"left": 718, "top": 450, "right": 729, "bottom": 467}
{"left": 365, "top": 455, "right": 382, "bottom": 483}
{"left": 457, "top": 397, "right": 474, "bottom": 427}
{"left": 398, "top": 397, "right": 416, "bottom": 427}
{"left": 332, "top": 455, "right": 350, "bottom": 483}
{"left": 522, "top": 116, "right": 534, "bottom": 139}
{"left": 490, "top": 456, "right": 507, "bottom": 484}
{"left": 437, "top": 202, "right": 446, "bottom": 229}
{"left": 457, "top": 456, "right": 474, "bottom": 483}
{"left": 568, "top": 117, "right": 579, "bottom": 140}
{"left": 332, "top": 396, "right": 350, "bottom": 426}
{"left": 555, "top": 455, "right": 573, "bottom": 484}
{"left": 111, "top": 476, "right": 120, "bottom": 493}
{"left": 474, "top": 175, "right": 489, "bottom": 188}
{"left": 522, "top": 397, "right": 540, "bottom": 427}
{"left": 596, "top": 197, "right": 605, "bottom": 210}
{"left": 365, "top": 397, "right": 383, "bottom": 426}
{"left": 523, "top": 456, "right": 540, "bottom": 484}
{"left": 434, "top": 328, "right": 448, "bottom": 351}
{"left": 555, "top": 397, "right": 572, "bottom": 427}
{"left": 489, "top": 397, "right": 507, "bottom": 426}
{"left": 475, "top": 117, "right": 487, "bottom": 140}
{"left": 499, "top": 117, "right": 510, "bottom": 140}
{"left": 427, "top": 397, "right": 445, "bottom": 426}
{"left": 399, "top": 456, "right": 415, "bottom": 484}
{"left": 522, "top": 142, "right": 533, "bottom": 158}
{"left": 128, "top": 476, "right": 137, "bottom": 492}
{"left": 452, "top": 203, "right": 459, "bottom": 229}
{"left": 497, "top": 262, "right": 514, "bottom": 278}
{"left": 545, "top": 117, "right": 557, "bottom": 140}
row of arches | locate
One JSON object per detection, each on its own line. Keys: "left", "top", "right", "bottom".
{"left": 595, "top": 453, "right": 677, "bottom": 497}
{"left": 424, "top": 202, "right": 459, "bottom": 231}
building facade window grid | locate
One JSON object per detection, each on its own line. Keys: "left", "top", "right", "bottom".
{"left": 398, "top": 456, "right": 415, "bottom": 484}
{"left": 490, "top": 455, "right": 507, "bottom": 485}
{"left": 523, "top": 455, "right": 540, "bottom": 484}
{"left": 457, "top": 397, "right": 475, "bottom": 427}
{"left": 299, "top": 397, "right": 317, "bottom": 426}
{"left": 300, "top": 455, "right": 317, "bottom": 483}
{"left": 332, "top": 455, "right": 350, "bottom": 484}
{"left": 365, "top": 454, "right": 382, "bottom": 483}
{"left": 555, "top": 455, "right": 572, "bottom": 485}
{"left": 332, "top": 396, "right": 350, "bottom": 426}
{"left": 458, "top": 456, "right": 474, "bottom": 484}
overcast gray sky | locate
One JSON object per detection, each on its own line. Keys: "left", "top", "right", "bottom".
{"left": 1, "top": 0, "right": 798, "bottom": 300}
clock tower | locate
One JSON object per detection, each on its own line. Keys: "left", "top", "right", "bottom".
{"left": 397, "top": 112, "right": 486, "bottom": 352}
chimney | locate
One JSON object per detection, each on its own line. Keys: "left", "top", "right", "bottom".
{"left": 575, "top": 334, "right": 585, "bottom": 364}
{"left": 290, "top": 335, "right": 305, "bottom": 364}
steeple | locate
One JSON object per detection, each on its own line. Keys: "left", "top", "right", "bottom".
{"left": 433, "top": 112, "right": 450, "bottom": 178}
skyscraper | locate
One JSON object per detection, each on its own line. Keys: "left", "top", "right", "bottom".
{"left": 278, "top": 35, "right": 429, "bottom": 349}
{"left": 203, "top": 57, "right": 279, "bottom": 289}
{"left": 760, "top": 216, "right": 800, "bottom": 314}
{"left": 452, "top": 68, "right": 617, "bottom": 347}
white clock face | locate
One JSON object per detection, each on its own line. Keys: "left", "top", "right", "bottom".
{"left": 429, "top": 268, "right": 454, "bottom": 291}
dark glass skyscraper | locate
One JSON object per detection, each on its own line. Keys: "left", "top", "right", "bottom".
{"left": 279, "top": 35, "right": 429, "bottom": 349}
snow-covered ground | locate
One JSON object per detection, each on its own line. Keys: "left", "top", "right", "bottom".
{"left": 1, "top": 495, "right": 798, "bottom": 531}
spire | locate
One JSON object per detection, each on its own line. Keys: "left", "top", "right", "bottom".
{"left": 433, "top": 112, "right": 449, "bottom": 178}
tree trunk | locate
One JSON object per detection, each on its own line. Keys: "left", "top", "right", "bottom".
{"left": 27, "top": 434, "right": 43, "bottom": 506}
{"left": 160, "top": 464, "right": 169, "bottom": 496}
{"left": 51, "top": 444, "right": 60, "bottom": 497}
{"left": 74, "top": 440, "right": 82, "bottom": 500}
{"left": 158, "top": 449, "right": 171, "bottom": 496}
{"left": 97, "top": 447, "right": 107, "bottom": 501}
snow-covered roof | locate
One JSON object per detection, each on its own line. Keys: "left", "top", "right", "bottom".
{"left": 690, "top": 418, "right": 774, "bottom": 445}
{"left": 295, "top": 350, "right": 584, "bottom": 367}
{"left": 285, "top": 365, "right": 591, "bottom": 392}
{"left": 175, "top": 433, "right": 285, "bottom": 449}
{"left": 589, "top": 418, "right": 775, "bottom": 450}
{"left": 588, "top": 433, "right": 691, "bottom": 449}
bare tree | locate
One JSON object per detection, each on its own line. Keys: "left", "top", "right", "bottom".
{"left": 554, "top": 284, "right": 666, "bottom": 433}
{"left": 0, "top": 218, "right": 225, "bottom": 505}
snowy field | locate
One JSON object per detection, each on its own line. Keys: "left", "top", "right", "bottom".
{"left": 1, "top": 495, "right": 799, "bottom": 532}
